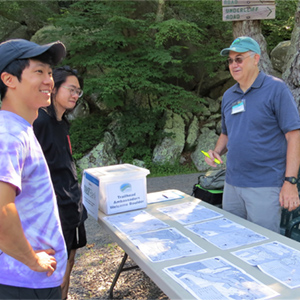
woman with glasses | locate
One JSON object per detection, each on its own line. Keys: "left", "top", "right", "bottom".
{"left": 33, "top": 66, "right": 87, "bottom": 300}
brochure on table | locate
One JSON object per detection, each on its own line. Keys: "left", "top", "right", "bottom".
{"left": 157, "top": 201, "right": 223, "bottom": 224}
{"left": 147, "top": 190, "right": 184, "bottom": 204}
{"left": 186, "top": 217, "right": 268, "bottom": 250}
{"left": 128, "top": 228, "right": 206, "bottom": 262}
{"left": 232, "top": 241, "right": 300, "bottom": 289}
{"left": 102, "top": 197, "right": 300, "bottom": 299}
{"left": 164, "top": 256, "right": 279, "bottom": 300}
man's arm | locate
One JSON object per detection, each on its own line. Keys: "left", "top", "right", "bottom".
{"left": 280, "top": 129, "right": 300, "bottom": 211}
{"left": 205, "top": 133, "right": 228, "bottom": 167}
{"left": 0, "top": 181, "right": 57, "bottom": 276}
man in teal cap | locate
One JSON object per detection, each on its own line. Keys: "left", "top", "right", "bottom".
{"left": 204, "top": 36, "right": 300, "bottom": 232}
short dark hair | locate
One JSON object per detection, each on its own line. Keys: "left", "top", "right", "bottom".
{"left": 0, "top": 53, "right": 54, "bottom": 100}
{"left": 46, "top": 66, "right": 84, "bottom": 121}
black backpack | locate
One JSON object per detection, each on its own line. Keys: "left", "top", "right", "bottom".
{"left": 192, "top": 168, "right": 225, "bottom": 207}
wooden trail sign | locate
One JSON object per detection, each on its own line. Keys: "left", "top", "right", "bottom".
{"left": 222, "top": 0, "right": 275, "bottom": 21}
{"left": 222, "top": 0, "right": 275, "bottom": 6}
{"left": 223, "top": 5, "right": 275, "bottom": 21}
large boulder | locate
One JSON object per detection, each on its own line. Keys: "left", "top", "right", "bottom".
{"left": 270, "top": 40, "right": 291, "bottom": 73}
{"left": 200, "top": 70, "right": 232, "bottom": 97}
{"left": 76, "top": 132, "right": 118, "bottom": 171}
{"left": 0, "top": 16, "right": 29, "bottom": 41}
{"left": 152, "top": 110, "right": 185, "bottom": 164}
{"left": 185, "top": 115, "right": 199, "bottom": 150}
{"left": 282, "top": 10, "right": 300, "bottom": 109}
{"left": 191, "top": 127, "right": 226, "bottom": 171}
{"left": 67, "top": 102, "right": 90, "bottom": 121}
{"left": 0, "top": 1, "right": 60, "bottom": 42}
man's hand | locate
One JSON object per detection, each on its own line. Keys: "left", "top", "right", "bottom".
{"left": 28, "top": 249, "right": 57, "bottom": 277}
{"left": 204, "top": 150, "right": 223, "bottom": 168}
{"left": 279, "top": 182, "right": 300, "bottom": 211}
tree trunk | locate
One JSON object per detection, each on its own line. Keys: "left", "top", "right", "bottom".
{"left": 232, "top": 20, "right": 274, "bottom": 75}
{"left": 156, "top": 0, "right": 165, "bottom": 22}
{"left": 282, "top": 3, "right": 300, "bottom": 110}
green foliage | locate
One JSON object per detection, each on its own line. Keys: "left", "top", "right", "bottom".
{"left": 262, "top": 0, "right": 298, "bottom": 52}
{"left": 165, "top": 0, "right": 233, "bottom": 75}
{"left": 0, "top": 0, "right": 58, "bottom": 27}
{"left": 44, "top": 0, "right": 299, "bottom": 179}
{"left": 48, "top": 0, "right": 225, "bottom": 114}
{"left": 146, "top": 159, "right": 198, "bottom": 178}
{"left": 113, "top": 106, "right": 166, "bottom": 162}
{"left": 69, "top": 113, "right": 111, "bottom": 161}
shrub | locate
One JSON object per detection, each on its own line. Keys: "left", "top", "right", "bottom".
{"left": 113, "top": 106, "right": 167, "bottom": 163}
{"left": 69, "top": 113, "right": 111, "bottom": 161}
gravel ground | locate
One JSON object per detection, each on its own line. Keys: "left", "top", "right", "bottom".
{"left": 67, "top": 173, "right": 199, "bottom": 300}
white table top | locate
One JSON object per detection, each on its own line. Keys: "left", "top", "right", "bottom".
{"left": 98, "top": 189, "right": 300, "bottom": 300}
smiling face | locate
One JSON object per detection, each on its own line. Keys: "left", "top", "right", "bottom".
{"left": 228, "top": 51, "right": 260, "bottom": 90}
{"left": 52, "top": 75, "right": 81, "bottom": 120}
{"left": 18, "top": 59, "right": 54, "bottom": 109}
{"left": 0, "top": 59, "right": 54, "bottom": 123}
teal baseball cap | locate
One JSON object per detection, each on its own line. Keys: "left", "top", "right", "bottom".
{"left": 220, "top": 36, "right": 261, "bottom": 56}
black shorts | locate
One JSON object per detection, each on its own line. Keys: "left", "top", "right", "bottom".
{"left": 62, "top": 222, "right": 87, "bottom": 258}
{"left": 0, "top": 284, "right": 61, "bottom": 299}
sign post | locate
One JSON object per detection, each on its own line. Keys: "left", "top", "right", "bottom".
{"left": 222, "top": 0, "right": 275, "bottom": 21}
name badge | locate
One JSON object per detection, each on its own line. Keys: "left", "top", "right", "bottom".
{"left": 232, "top": 99, "right": 246, "bottom": 114}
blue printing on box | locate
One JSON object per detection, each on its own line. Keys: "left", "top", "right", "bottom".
{"left": 85, "top": 172, "right": 99, "bottom": 186}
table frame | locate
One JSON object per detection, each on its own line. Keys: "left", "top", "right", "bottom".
{"left": 98, "top": 189, "right": 300, "bottom": 299}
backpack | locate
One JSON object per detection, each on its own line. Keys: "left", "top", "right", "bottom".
{"left": 192, "top": 168, "right": 226, "bottom": 207}
{"left": 197, "top": 168, "right": 226, "bottom": 190}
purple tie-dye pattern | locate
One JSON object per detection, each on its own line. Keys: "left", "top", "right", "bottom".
{"left": 0, "top": 111, "right": 67, "bottom": 288}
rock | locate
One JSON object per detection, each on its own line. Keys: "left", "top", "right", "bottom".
{"left": 216, "top": 119, "right": 222, "bottom": 135}
{"left": 208, "top": 97, "right": 221, "bottom": 113}
{"left": 270, "top": 40, "right": 291, "bottom": 73}
{"left": 191, "top": 127, "right": 226, "bottom": 171}
{"left": 68, "top": 102, "right": 90, "bottom": 121}
{"left": 185, "top": 116, "right": 199, "bottom": 150}
{"left": 196, "top": 103, "right": 211, "bottom": 117}
{"left": 0, "top": 1, "right": 60, "bottom": 41}
{"left": 0, "top": 16, "right": 29, "bottom": 41}
{"left": 179, "top": 155, "right": 187, "bottom": 164}
{"left": 152, "top": 111, "right": 185, "bottom": 164}
{"left": 76, "top": 132, "right": 118, "bottom": 171}
{"left": 132, "top": 159, "right": 146, "bottom": 168}
{"left": 108, "top": 112, "right": 126, "bottom": 151}
{"left": 200, "top": 71, "right": 232, "bottom": 96}
{"left": 282, "top": 17, "right": 300, "bottom": 109}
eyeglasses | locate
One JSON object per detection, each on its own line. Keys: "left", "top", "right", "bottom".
{"left": 62, "top": 85, "right": 83, "bottom": 98}
{"left": 227, "top": 54, "right": 253, "bottom": 65}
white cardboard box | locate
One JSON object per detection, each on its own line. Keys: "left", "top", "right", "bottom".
{"left": 82, "top": 164, "right": 150, "bottom": 218}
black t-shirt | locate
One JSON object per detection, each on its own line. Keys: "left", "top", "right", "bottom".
{"left": 33, "top": 109, "right": 87, "bottom": 230}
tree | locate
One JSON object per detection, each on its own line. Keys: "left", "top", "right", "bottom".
{"left": 48, "top": 0, "right": 233, "bottom": 112}
{"left": 282, "top": 0, "right": 300, "bottom": 109}
{"left": 49, "top": 1, "right": 212, "bottom": 114}
{"left": 232, "top": 20, "right": 274, "bottom": 75}
{"left": 230, "top": 0, "right": 298, "bottom": 75}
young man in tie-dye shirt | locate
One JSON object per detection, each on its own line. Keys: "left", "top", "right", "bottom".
{"left": 0, "top": 39, "right": 68, "bottom": 299}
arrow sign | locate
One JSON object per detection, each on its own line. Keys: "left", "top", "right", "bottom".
{"left": 223, "top": 5, "right": 276, "bottom": 21}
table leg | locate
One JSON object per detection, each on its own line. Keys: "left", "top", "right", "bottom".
{"left": 108, "top": 252, "right": 139, "bottom": 299}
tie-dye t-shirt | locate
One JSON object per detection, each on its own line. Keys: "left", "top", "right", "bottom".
{"left": 0, "top": 111, "right": 67, "bottom": 288}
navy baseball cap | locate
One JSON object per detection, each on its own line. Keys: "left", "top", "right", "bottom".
{"left": 0, "top": 39, "right": 66, "bottom": 74}
{"left": 220, "top": 36, "right": 261, "bottom": 56}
